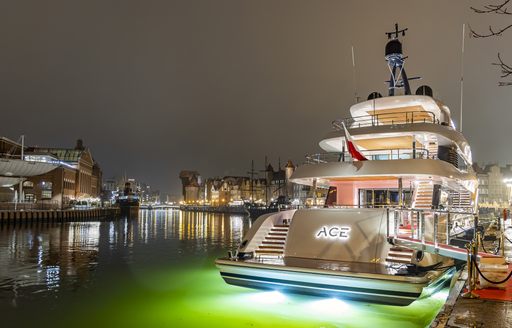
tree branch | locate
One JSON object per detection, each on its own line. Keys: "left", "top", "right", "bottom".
{"left": 492, "top": 53, "right": 512, "bottom": 78}
{"left": 471, "top": 1, "right": 512, "bottom": 85}
{"left": 471, "top": 0, "right": 512, "bottom": 15}
{"left": 470, "top": 23, "right": 512, "bottom": 37}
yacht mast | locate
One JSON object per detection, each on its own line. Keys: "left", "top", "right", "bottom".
{"left": 247, "top": 160, "right": 257, "bottom": 202}
{"left": 459, "top": 23, "right": 466, "bottom": 132}
{"left": 385, "top": 23, "right": 419, "bottom": 96}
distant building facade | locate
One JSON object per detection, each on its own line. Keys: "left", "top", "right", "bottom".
{"left": 22, "top": 139, "right": 103, "bottom": 208}
{"left": 473, "top": 163, "right": 512, "bottom": 209}
{"left": 180, "top": 160, "right": 315, "bottom": 205}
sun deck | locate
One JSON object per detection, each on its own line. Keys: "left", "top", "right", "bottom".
{"left": 347, "top": 95, "right": 453, "bottom": 128}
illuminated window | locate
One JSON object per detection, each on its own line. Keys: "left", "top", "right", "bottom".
{"left": 25, "top": 194, "right": 35, "bottom": 202}
{"left": 41, "top": 181, "right": 53, "bottom": 190}
{"left": 41, "top": 190, "right": 52, "bottom": 199}
{"left": 23, "top": 181, "right": 34, "bottom": 188}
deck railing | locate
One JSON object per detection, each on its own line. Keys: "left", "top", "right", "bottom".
{"left": 305, "top": 147, "right": 431, "bottom": 164}
{"left": 332, "top": 110, "right": 440, "bottom": 130}
{"left": 386, "top": 207, "right": 477, "bottom": 261}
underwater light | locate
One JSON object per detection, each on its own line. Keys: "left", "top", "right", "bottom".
{"left": 429, "top": 289, "right": 449, "bottom": 301}
{"left": 247, "top": 291, "right": 287, "bottom": 304}
{"left": 306, "top": 298, "right": 350, "bottom": 315}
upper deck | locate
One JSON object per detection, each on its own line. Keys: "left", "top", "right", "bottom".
{"left": 345, "top": 95, "right": 454, "bottom": 128}
{"left": 318, "top": 95, "right": 472, "bottom": 166}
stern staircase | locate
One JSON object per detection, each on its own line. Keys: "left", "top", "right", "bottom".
{"left": 385, "top": 246, "right": 415, "bottom": 265}
{"left": 255, "top": 224, "right": 290, "bottom": 257}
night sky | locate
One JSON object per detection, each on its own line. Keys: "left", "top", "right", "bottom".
{"left": 1, "top": 0, "right": 511, "bottom": 197}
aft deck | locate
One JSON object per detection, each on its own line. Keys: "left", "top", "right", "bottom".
{"left": 217, "top": 256, "right": 439, "bottom": 283}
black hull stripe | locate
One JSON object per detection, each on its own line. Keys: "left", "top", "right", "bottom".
{"left": 221, "top": 272, "right": 422, "bottom": 298}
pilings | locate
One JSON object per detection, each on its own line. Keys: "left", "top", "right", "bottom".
{"left": 0, "top": 208, "right": 121, "bottom": 225}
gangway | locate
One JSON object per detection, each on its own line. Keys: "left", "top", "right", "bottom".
{"left": 385, "top": 208, "right": 496, "bottom": 261}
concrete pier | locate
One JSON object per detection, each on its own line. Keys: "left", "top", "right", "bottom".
{"left": 431, "top": 222, "right": 512, "bottom": 327}
{"left": 431, "top": 268, "right": 512, "bottom": 327}
{"left": 0, "top": 208, "right": 121, "bottom": 224}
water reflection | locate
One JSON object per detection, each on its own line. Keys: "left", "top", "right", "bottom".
{"left": 0, "top": 210, "right": 251, "bottom": 308}
{"left": 0, "top": 222, "right": 101, "bottom": 300}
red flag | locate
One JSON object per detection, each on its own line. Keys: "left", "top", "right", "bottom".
{"left": 341, "top": 122, "right": 367, "bottom": 161}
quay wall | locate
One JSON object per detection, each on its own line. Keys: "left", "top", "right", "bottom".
{"left": 180, "top": 205, "right": 248, "bottom": 215}
{"left": 0, "top": 208, "right": 121, "bottom": 224}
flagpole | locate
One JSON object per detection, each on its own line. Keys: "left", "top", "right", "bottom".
{"left": 351, "top": 45, "right": 359, "bottom": 104}
{"left": 459, "top": 23, "right": 465, "bottom": 132}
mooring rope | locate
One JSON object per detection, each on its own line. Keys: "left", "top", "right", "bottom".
{"left": 503, "top": 233, "right": 512, "bottom": 245}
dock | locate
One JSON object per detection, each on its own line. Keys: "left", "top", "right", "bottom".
{"left": 431, "top": 269, "right": 512, "bottom": 327}
{"left": 431, "top": 223, "right": 512, "bottom": 327}
{"left": 0, "top": 208, "right": 121, "bottom": 224}
{"left": 180, "top": 204, "right": 248, "bottom": 215}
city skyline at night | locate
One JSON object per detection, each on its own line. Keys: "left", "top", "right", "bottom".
{"left": 1, "top": 1, "right": 511, "bottom": 196}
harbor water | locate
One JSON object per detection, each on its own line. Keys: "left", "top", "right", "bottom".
{"left": 0, "top": 210, "right": 449, "bottom": 327}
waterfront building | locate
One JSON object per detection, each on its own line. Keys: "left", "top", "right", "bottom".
{"left": 101, "top": 177, "right": 119, "bottom": 204}
{"left": 0, "top": 136, "right": 59, "bottom": 202}
{"left": 179, "top": 171, "right": 203, "bottom": 203}
{"left": 21, "top": 139, "right": 103, "bottom": 208}
{"left": 139, "top": 182, "right": 160, "bottom": 204}
{"left": 240, "top": 177, "right": 267, "bottom": 203}
{"left": 473, "top": 163, "right": 512, "bottom": 210}
{"left": 180, "top": 160, "right": 321, "bottom": 205}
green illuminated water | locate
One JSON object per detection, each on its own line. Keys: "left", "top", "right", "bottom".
{"left": 0, "top": 210, "right": 448, "bottom": 327}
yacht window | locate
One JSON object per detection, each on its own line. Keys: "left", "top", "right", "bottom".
{"left": 359, "top": 188, "right": 411, "bottom": 207}
{"left": 324, "top": 186, "right": 337, "bottom": 207}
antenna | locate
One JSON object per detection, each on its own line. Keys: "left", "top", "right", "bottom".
{"left": 384, "top": 23, "right": 419, "bottom": 96}
{"left": 385, "top": 23, "right": 408, "bottom": 39}
{"left": 351, "top": 45, "right": 359, "bottom": 103}
{"left": 459, "top": 23, "right": 466, "bottom": 132}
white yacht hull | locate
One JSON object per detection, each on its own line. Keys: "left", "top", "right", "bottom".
{"left": 216, "top": 259, "right": 455, "bottom": 306}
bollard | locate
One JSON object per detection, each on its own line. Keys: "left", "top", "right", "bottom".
{"left": 502, "top": 231, "right": 506, "bottom": 258}
{"left": 461, "top": 241, "right": 479, "bottom": 299}
{"left": 474, "top": 232, "right": 481, "bottom": 288}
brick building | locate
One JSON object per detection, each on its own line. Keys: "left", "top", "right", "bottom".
{"left": 23, "top": 140, "right": 102, "bottom": 208}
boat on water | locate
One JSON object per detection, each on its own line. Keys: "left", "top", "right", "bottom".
{"left": 245, "top": 196, "right": 291, "bottom": 218}
{"left": 216, "top": 25, "right": 479, "bottom": 306}
{"left": 117, "top": 181, "right": 140, "bottom": 215}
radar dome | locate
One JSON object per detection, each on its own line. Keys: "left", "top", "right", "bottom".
{"left": 415, "top": 85, "right": 433, "bottom": 97}
{"left": 385, "top": 39, "right": 402, "bottom": 56}
{"left": 367, "top": 92, "right": 383, "bottom": 100}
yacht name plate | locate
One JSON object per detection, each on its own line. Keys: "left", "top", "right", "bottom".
{"left": 315, "top": 226, "right": 351, "bottom": 240}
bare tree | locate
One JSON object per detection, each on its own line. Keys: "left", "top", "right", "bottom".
{"left": 471, "top": 0, "right": 512, "bottom": 85}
